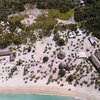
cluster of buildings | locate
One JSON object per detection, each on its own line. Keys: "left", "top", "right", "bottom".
{"left": 68, "top": 30, "right": 100, "bottom": 73}
{"left": 68, "top": 30, "right": 99, "bottom": 47}
{"left": 68, "top": 28, "right": 85, "bottom": 38}
{"left": 0, "top": 28, "right": 99, "bottom": 73}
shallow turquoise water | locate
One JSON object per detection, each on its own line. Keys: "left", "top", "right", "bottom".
{"left": 0, "top": 94, "right": 75, "bottom": 100}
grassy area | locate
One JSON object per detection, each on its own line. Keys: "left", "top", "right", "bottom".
{"left": 77, "top": 21, "right": 85, "bottom": 28}
{"left": 26, "top": 14, "right": 57, "bottom": 32}
{"left": 9, "top": 9, "right": 74, "bottom": 31}
{"left": 48, "top": 9, "right": 74, "bottom": 20}
{"left": 9, "top": 14, "right": 28, "bottom": 24}
{"left": 0, "top": 8, "right": 75, "bottom": 46}
{"left": 26, "top": 9, "right": 74, "bottom": 31}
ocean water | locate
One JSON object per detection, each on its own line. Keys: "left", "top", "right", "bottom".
{"left": 0, "top": 94, "right": 75, "bottom": 100}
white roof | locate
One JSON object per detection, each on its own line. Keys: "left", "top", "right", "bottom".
{"left": 68, "top": 31, "right": 76, "bottom": 38}
{"left": 89, "top": 37, "right": 98, "bottom": 45}
{"left": 80, "top": 0, "right": 84, "bottom": 4}
{"left": 76, "top": 52, "right": 87, "bottom": 58}
{"left": 76, "top": 28, "right": 83, "bottom": 35}
{"left": 0, "top": 21, "right": 5, "bottom": 26}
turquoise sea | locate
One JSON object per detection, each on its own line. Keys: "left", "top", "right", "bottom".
{"left": 0, "top": 94, "right": 75, "bottom": 100}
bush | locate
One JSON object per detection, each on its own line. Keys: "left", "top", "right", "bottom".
{"left": 74, "top": 0, "right": 100, "bottom": 39}
{"left": 30, "top": 34, "right": 37, "bottom": 43}
{"left": 43, "top": 56, "right": 49, "bottom": 63}
{"left": 27, "top": 14, "right": 57, "bottom": 35}
{"left": 9, "top": 14, "right": 28, "bottom": 24}
{"left": 48, "top": 9, "right": 74, "bottom": 20}
{"left": 57, "top": 38, "right": 65, "bottom": 46}
{"left": 67, "top": 24, "right": 77, "bottom": 31}
{"left": 58, "top": 69, "right": 66, "bottom": 77}
{"left": 53, "top": 34, "right": 65, "bottom": 46}
{"left": 67, "top": 75, "right": 74, "bottom": 82}
{"left": 27, "top": 46, "right": 31, "bottom": 52}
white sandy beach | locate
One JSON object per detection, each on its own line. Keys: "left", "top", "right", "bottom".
{"left": 0, "top": 85, "right": 100, "bottom": 100}
{"left": 0, "top": 1, "right": 100, "bottom": 100}
{"left": 0, "top": 10, "right": 100, "bottom": 100}
{"left": 0, "top": 31, "right": 100, "bottom": 100}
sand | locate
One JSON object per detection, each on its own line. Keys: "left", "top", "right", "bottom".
{"left": 0, "top": 29, "right": 100, "bottom": 100}
{"left": 0, "top": 85, "right": 100, "bottom": 100}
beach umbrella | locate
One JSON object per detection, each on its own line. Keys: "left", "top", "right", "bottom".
{"left": 43, "top": 56, "right": 49, "bottom": 63}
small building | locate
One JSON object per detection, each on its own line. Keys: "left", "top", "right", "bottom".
{"left": 94, "top": 49, "right": 100, "bottom": 61}
{"left": 80, "top": 0, "right": 84, "bottom": 4}
{"left": 88, "top": 37, "right": 98, "bottom": 46}
{"left": 89, "top": 52, "right": 100, "bottom": 73}
{"left": 0, "top": 50, "right": 15, "bottom": 62}
{"left": 0, "top": 51, "right": 11, "bottom": 56}
{"left": 76, "top": 28, "right": 83, "bottom": 36}
{"left": 68, "top": 31, "right": 76, "bottom": 38}
{"left": 76, "top": 52, "right": 87, "bottom": 58}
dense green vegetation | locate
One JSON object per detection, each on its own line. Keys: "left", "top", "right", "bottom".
{"left": 67, "top": 75, "right": 74, "bottom": 83}
{"left": 9, "top": 14, "right": 28, "bottom": 24}
{"left": 36, "top": 0, "right": 75, "bottom": 13}
{"left": 0, "top": 33, "right": 24, "bottom": 46}
{"left": 58, "top": 69, "right": 66, "bottom": 77}
{"left": 0, "top": 0, "right": 100, "bottom": 47}
{"left": 26, "top": 9, "right": 74, "bottom": 37}
{"left": 26, "top": 13, "right": 57, "bottom": 35}
{"left": 0, "top": 0, "right": 74, "bottom": 20}
{"left": 48, "top": 9, "right": 74, "bottom": 20}
{"left": 53, "top": 34, "right": 68, "bottom": 46}
{"left": 74, "top": 0, "right": 100, "bottom": 39}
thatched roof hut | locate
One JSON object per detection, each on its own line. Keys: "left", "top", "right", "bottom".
{"left": 57, "top": 51, "right": 66, "bottom": 60}
{"left": 58, "top": 62, "right": 70, "bottom": 71}
{"left": 58, "top": 62, "right": 66, "bottom": 69}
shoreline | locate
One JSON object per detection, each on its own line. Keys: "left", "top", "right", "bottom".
{"left": 0, "top": 85, "right": 96, "bottom": 100}
{"left": 0, "top": 30, "right": 99, "bottom": 100}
